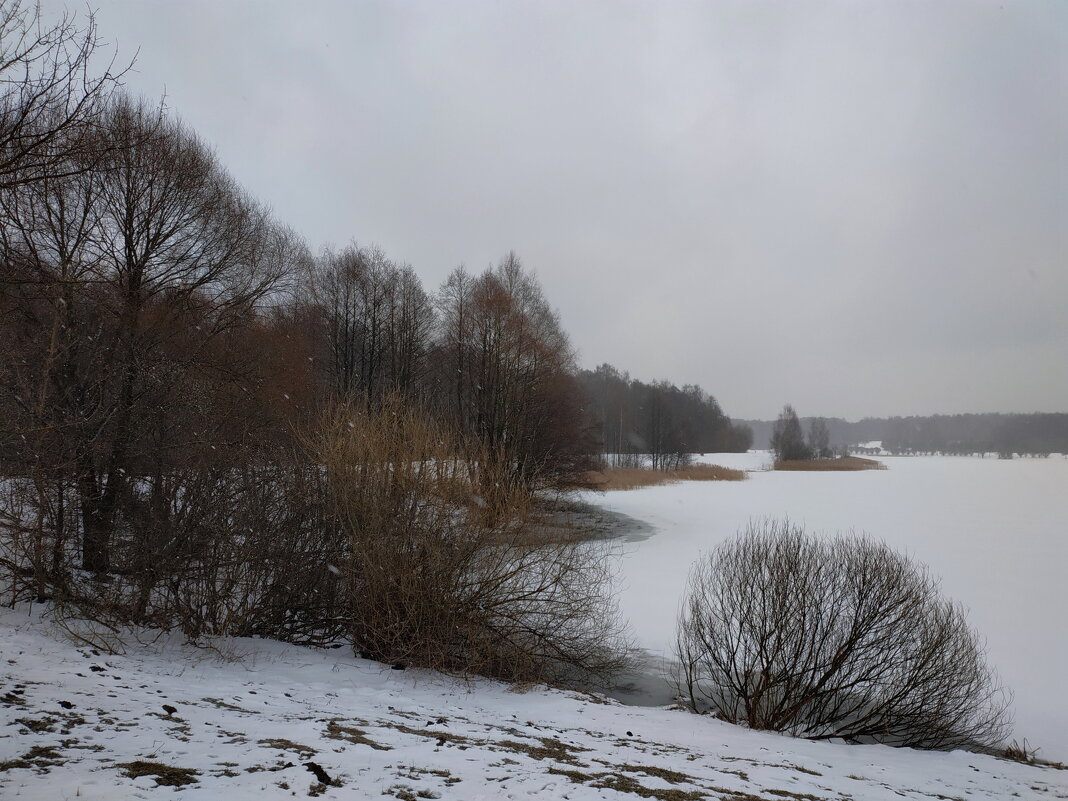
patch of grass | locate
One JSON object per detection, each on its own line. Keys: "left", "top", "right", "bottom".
{"left": 773, "top": 456, "right": 885, "bottom": 471}
{"left": 1004, "top": 739, "right": 1037, "bottom": 764}
{"left": 550, "top": 766, "right": 708, "bottom": 800}
{"left": 720, "top": 756, "right": 821, "bottom": 777}
{"left": 394, "top": 764, "right": 461, "bottom": 785}
{"left": 202, "top": 696, "right": 260, "bottom": 714}
{"left": 588, "top": 464, "right": 747, "bottom": 491}
{"left": 324, "top": 720, "right": 393, "bottom": 750}
{"left": 497, "top": 736, "right": 590, "bottom": 764}
{"left": 258, "top": 738, "right": 317, "bottom": 758}
{"left": 549, "top": 766, "right": 596, "bottom": 783}
{"left": 244, "top": 759, "right": 297, "bottom": 774}
{"left": 764, "top": 790, "right": 827, "bottom": 800}
{"left": 118, "top": 760, "right": 199, "bottom": 787}
{"left": 591, "top": 772, "right": 706, "bottom": 800}
{"left": 617, "top": 763, "right": 695, "bottom": 785}
{"left": 0, "top": 745, "right": 64, "bottom": 772}
{"left": 1002, "top": 739, "right": 1067, "bottom": 770}
{"left": 392, "top": 723, "right": 474, "bottom": 748}
{"left": 13, "top": 715, "right": 57, "bottom": 733}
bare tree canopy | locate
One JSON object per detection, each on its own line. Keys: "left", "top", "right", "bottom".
{"left": 310, "top": 243, "right": 434, "bottom": 404}
{"left": 0, "top": 0, "right": 126, "bottom": 189}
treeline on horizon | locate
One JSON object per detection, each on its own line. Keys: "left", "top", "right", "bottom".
{"left": 738, "top": 412, "right": 1068, "bottom": 457}
{"left": 579, "top": 364, "right": 753, "bottom": 469}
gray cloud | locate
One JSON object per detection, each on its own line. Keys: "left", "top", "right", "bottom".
{"left": 47, "top": 0, "right": 1067, "bottom": 418}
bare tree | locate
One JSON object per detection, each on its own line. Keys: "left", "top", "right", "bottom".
{"left": 807, "top": 417, "right": 831, "bottom": 458}
{"left": 675, "top": 519, "right": 1012, "bottom": 751}
{"left": 0, "top": 95, "right": 286, "bottom": 577}
{"left": 432, "top": 265, "right": 476, "bottom": 430}
{"left": 770, "top": 404, "right": 810, "bottom": 461}
{"left": 434, "top": 253, "right": 591, "bottom": 494}
{"left": 72, "top": 97, "right": 285, "bottom": 572}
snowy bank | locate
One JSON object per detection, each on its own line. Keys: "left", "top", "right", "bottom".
{"left": 1, "top": 606, "right": 1063, "bottom": 800}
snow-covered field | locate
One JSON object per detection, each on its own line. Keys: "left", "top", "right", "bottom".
{"left": 2, "top": 605, "right": 1065, "bottom": 800}
{"left": 586, "top": 451, "right": 1068, "bottom": 762}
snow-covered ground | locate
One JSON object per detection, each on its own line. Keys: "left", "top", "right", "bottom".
{"left": 585, "top": 451, "right": 1068, "bottom": 762}
{"left": 2, "top": 605, "right": 1064, "bottom": 800}
{"left": 2, "top": 451, "right": 1065, "bottom": 798}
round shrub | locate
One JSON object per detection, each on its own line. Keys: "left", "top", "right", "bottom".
{"left": 675, "top": 519, "right": 1011, "bottom": 750}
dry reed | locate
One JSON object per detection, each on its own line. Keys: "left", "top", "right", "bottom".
{"left": 587, "top": 463, "right": 747, "bottom": 491}
{"left": 774, "top": 456, "right": 886, "bottom": 472}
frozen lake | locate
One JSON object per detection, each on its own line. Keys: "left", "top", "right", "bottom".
{"left": 585, "top": 451, "right": 1068, "bottom": 760}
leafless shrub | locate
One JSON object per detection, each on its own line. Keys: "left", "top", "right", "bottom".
{"left": 316, "top": 395, "right": 628, "bottom": 685}
{"left": 1, "top": 460, "right": 349, "bottom": 648}
{"left": 110, "top": 462, "right": 346, "bottom": 645}
{"left": 675, "top": 519, "right": 1012, "bottom": 750}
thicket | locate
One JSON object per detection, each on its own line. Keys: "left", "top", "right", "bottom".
{"left": 675, "top": 520, "right": 1012, "bottom": 750}
{"left": 0, "top": 0, "right": 631, "bottom": 686}
{"left": 318, "top": 397, "right": 626, "bottom": 683}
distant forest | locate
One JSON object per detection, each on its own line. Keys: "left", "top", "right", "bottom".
{"left": 737, "top": 413, "right": 1068, "bottom": 457}
{"left": 579, "top": 365, "right": 753, "bottom": 468}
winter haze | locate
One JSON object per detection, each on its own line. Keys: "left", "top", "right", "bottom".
{"left": 45, "top": 0, "right": 1066, "bottom": 419}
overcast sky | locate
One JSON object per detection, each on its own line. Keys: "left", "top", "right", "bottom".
{"left": 44, "top": 0, "right": 1066, "bottom": 420}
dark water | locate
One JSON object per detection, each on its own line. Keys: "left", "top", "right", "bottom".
{"left": 604, "top": 649, "right": 679, "bottom": 707}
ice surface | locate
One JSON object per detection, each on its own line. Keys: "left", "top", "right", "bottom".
{"left": 585, "top": 451, "right": 1068, "bottom": 761}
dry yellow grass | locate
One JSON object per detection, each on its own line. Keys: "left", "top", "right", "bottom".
{"left": 774, "top": 456, "right": 886, "bottom": 472}
{"left": 587, "top": 463, "right": 747, "bottom": 491}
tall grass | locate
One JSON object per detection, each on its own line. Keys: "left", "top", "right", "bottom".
{"left": 315, "top": 396, "right": 629, "bottom": 684}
